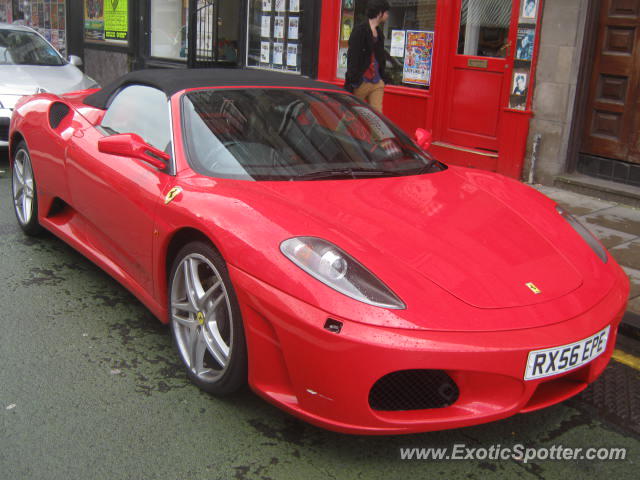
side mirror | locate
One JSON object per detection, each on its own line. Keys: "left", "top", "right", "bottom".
{"left": 98, "top": 133, "right": 170, "bottom": 170}
{"left": 68, "top": 55, "right": 83, "bottom": 67}
{"left": 414, "top": 128, "right": 432, "bottom": 151}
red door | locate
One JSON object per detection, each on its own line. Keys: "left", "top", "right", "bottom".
{"left": 65, "top": 127, "right": 171, "bottom": 294}
{"left": 435, "top": 0, "right": 518, "bottom": 153}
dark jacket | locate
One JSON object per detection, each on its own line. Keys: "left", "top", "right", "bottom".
{"left": 344, "top": 22, "right": 389, "bottom": 93}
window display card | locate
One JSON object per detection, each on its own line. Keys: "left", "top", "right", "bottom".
{"left": 289, "top": 0, "right": 300, "bottom": 12}
{"left": 261, "top": 15, "right": 271, "bottom": 37}
{"left": 274, "top": 16, "right": 285, "bottom": 38}
{"left": 512, "top": 72, "right": 528, "bottom": 96}
{"left": 339, "top": 47, "right": 348, "bottom": 68}
{"left": 275, "top": 0, "right": 285, "bottom": 12}
{"left": 287, "top": 43, "right": 298, "bottom": 67}
{"left": 390, "top": 30, "right": 405, "bottom": 57}
{"left": 516, "top": 27, "right": 535, "bottom": 61}
{"left": 273, "top": 42, "right": 284, "bottom": 65}
{"left": 402, "top": 30, "right": 434, "bottom": 87}
{"left": 288, "top": 17, "right": 299, "bottom": 40}
{"left": 261, "top": 41, "right": 271, "bottom": 63}
{"left": 522, "top": 0, "right": 537, "bottom": 19}
{"left": 262, "top": 0, "right": 271, "bottom": 12}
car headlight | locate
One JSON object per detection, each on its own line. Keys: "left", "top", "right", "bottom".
{"left": 280, "top": 237, "right": 405, "bottom": 309}
{"left": 556, "top": 206, "right": 607, "bottom": 263}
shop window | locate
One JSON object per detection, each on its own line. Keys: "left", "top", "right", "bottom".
{"left": 151, "top": 0, "right": 188, "bottom": 60}
{"left": 457, "top": 0, "right": 512, "bottom": 57}
{"left": 337, "top": 0, "right": 437, "bottom": 89}
{"left": 84, "top": 0, "right": 128, "bottom": 44}
{"left": 194, "top": 0, "right": 239, "bottom": 64}
{"left": 246, "top": 0, "right": 303, "bottom": 73}
{"left": 5, "top": 0, "right": 67, "bottom": 56}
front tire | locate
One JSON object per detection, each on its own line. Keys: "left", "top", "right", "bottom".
{"left": 168, "top": 241, "right": 247, "bottom": 395}
{"left": 11, "top": 141, "right": 43, "bottom": 236}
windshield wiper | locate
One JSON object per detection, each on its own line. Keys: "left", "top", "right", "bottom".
{"left": 292, "top": 168, "right": 402, "bottom": 181}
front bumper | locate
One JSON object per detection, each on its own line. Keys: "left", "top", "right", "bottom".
{"left": 229, "top": 264, "right": 629, "bottom": 435}
{"left": 0, "top": 109, "right": 10, "bottom": 146}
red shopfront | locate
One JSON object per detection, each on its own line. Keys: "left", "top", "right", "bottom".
{"left": 317, "top": 0, "right": 544, "bottom": 179}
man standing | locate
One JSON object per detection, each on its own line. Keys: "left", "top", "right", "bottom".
{"left": 344, "top": 0, "right": 390, "bottom": 113}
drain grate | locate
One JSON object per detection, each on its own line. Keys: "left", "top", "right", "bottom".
{"left": 575, "top": 361, "right": 640, "bottom": 435}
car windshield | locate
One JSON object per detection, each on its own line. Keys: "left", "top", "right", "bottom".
{"left": 182, "top": 88, "right": 445, "bottom": 181}
{"left": 0, "top": 29, "right": 64, "bottom": 66}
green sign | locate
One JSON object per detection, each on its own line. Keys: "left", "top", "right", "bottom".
{"left": 104, "top": 0, "right": 128, "bottom": 41}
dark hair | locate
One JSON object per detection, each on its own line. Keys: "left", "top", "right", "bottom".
{"left": 366, "top": 0, "right": 390, "bottom": 19}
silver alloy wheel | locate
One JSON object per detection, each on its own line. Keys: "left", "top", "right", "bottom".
{"left": 170, "top": 253, "right": 234, "bottom": 383}
{"left": 12, "top": 148, "right": 35, "bottom": 226}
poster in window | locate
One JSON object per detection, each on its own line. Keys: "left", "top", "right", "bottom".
{"left": 58, "top": 29, "right": 66, "bottom": 55}
{"left": 58, "top": 4, "right": 65, "bottom": 29}
{"left": 261, "top": 41, "right": 271, "bottom": 63}
{"left": 339, "top": 48, "right": 348, "bottom": 68}
{"left": 52, "top": 4, "right": 59, "bottom": 30}
{"left": 288, "top": 17, "right": 299, "bottom": 40}
{"left": 390, "top": 30, "right": 405, "bottom": 57}
{"left": 261, "top": 15, "right": 271, "bottom": 37}
{"left": 273, "top": 42, "right": 284, "bottom": 65}
{"left": 289, "top": 0, "right": 300, "bottom": 12}
{"left": 287, "top": 44, "right": 298, "bottom": 67}
{"left": 262, "top": 0, "right": 271, "bottom": 12}
{"left": 516, "top": 27, "right": 534, "bottom": 61}
{"left": 341, "top": 14, "right": 353, "bottom": 42}
{"left": 275, "top": 0, "right": 285, "bottom": 12}
{"left": 521, "top": 0, "right": 537, "bottom": 19}
{"left": 274, "top": 16, "right": 285, "bottom": 38}
{"left": 512, "top": 72, "right": 528, "bottom": 96}
{"left": 104, "top": 0, "right": 128, "bottom": 41}
{"left": 84, "top": 0, "right": 104, "bottom": 41}
{"left": 51, "top": 29, "right": 59, "bottom": 50}
{"left": 44, "top": 3, "right": 50, "bottom": 29}
{"left": 343, "top": 0, "right": 354, "bottom": 9}
{"left": 402, "top": 31, "right": 434, "bottom": 87}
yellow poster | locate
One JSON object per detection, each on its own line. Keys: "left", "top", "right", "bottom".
{"left": 104, "top": 0, "right": 128, "bottom": 41}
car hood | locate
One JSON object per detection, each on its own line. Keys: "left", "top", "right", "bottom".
{"left": 0, "top": 64, "right": 95, "bottom": 96}
{"left": 255, "top": 168, "right": 583, "bottom": 310}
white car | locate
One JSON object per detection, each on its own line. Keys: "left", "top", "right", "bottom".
{"left": 0, "top": 23, "right": 98, "bottom": 147}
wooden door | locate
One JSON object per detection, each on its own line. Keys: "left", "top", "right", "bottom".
{"left": 436, "top": 0, "right": 517, "bottom": 152}
{"left": 582, "top": 0, "right": 640, "bottom": 164}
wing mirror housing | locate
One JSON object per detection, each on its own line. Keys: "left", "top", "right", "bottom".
{"left": 98, "top": 133, "right": 170, "bottom": 170}
{"left": 414, "top": 128, "right": 432, "bottom": 150}
{"left": 68, "top": 55, "right": 83, "bottom": 67}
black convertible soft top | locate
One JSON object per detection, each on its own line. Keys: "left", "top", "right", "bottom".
{"left": 84, "top": 68, "right": 345, "bottom": 109}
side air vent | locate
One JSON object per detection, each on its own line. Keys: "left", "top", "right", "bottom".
{"left": 48, "top": 102, "right": 71, "bottom": 129}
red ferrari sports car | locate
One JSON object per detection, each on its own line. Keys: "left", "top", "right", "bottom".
{"left": 8, "top": 69, "right": 629, "bottom": 434}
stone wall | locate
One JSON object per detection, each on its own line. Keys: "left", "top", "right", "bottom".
{"left": 526, "top": 0, "right": 589, "bottom": 184}
{"left": 83, "top": 48, "right": 130, "bottom": 87}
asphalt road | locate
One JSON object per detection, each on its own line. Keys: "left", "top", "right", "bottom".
{"left": 0, "top": 150, "right": 638, "bottom": 479}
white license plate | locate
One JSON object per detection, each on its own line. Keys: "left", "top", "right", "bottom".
{"left": 524, "top": 326, "right": 610, "bottom": 381}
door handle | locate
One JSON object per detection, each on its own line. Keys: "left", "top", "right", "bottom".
{"left": 503, "top": 40, "right": 512, "bottom": 58}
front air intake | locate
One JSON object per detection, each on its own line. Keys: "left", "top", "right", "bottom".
{"left": 369, "top": 369, "right": 459, "bottom": 411}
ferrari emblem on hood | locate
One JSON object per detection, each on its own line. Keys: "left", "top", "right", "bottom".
{"left": 164, "top": 187, "right": 182, "bottom": 205}
{"left": 526, "top": 282, "right": 541, "bottom": 294}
